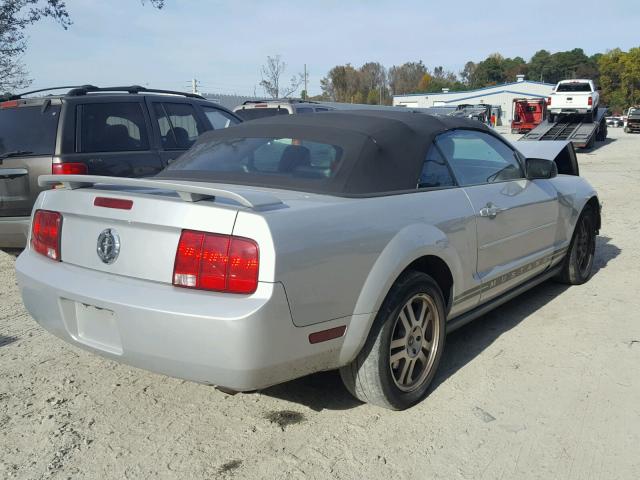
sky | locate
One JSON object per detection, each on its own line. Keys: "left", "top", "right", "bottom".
{"left": 21, "top": 0, "right": 640, "bottom": 97}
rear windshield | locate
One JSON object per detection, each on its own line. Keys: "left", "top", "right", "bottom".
{"left": 0, "top": 104, "right": 60, "bottom": 155}
{"left": 556, "top": 83, "right": 592, "bottom": 92}
{"left": 164, "top": 137, "right": 343, "bottom": 181}
{"left": 234, "top": 108, "right": 290, "bottom": 121}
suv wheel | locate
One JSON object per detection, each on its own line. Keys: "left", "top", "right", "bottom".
{"left": 339, "top": 271, "right": 446, "bottom": 410}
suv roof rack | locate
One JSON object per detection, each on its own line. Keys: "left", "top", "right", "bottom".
{"left": 0, "top": 85, "right": 89, "bottom": 102}
{"left": 66, "top": 85, "right": 205, "bottom": 99}
{"left": 1, "top": 85, "right": 205, "bottom": 102}
{"left": 241, "top": 98, "right": 320, "bottom": 105}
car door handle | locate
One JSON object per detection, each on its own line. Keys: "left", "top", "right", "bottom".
{"left": 0, "top": 168, "right": 28, "bottom": 179}
{"left": 479, "top": 203, "right": 505, "bottom": 219}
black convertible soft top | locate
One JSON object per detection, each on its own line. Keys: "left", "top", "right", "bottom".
{"left": 158, "top": 110, "right": 493, "bottom": 196}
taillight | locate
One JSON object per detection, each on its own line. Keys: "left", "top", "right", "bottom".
{"left": 31, "top": 210, "right": 62, "bottom": 261}
{"left": 52, "top": 162, "right": 89, "bottom": 175}
{"left": 0, "top": 100, "right": 19, "bottom": 109}
{"left": 173, "top": 230, "right": 259, "bottom": 294}
{"left": 547, "top": 97, "right": 552, "bottom": 106}
{"left": 588, "top": 96, "right": 593, "bottom": 106}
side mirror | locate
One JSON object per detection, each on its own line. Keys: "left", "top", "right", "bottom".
{"left": 526, "top": 158, "right": 557, "bottom": 180}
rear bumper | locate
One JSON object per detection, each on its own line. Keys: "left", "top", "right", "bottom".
{"left": 550, "top": 108, "right": 591, "bottom": 115}
{"left": 0, "top": 216, "right": 29, "bottom": 248}
{"left": 16, "top": 250, "right": 346, "bottom": 391}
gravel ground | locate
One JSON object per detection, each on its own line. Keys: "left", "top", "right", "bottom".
{"left": 1, "top": 127, "right": 639, "bottom": 479}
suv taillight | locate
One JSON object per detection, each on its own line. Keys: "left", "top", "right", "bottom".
{"left": 588, "top": 96, "right": 593, "bottom": 106}
{"left": 173, "top": 230, "right": 259, "bottom": 294}
{"left": 31, "top": 210, "right": 62, "bottom": 261}
{"left": 547, "top": 97, "right": 551, "bottom": 106}
{"left": 52, "top": 163, "right": 88, "bottom": 175}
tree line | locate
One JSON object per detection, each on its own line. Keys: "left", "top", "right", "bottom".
{"left": 316, "top": 47, "right": 640, "bottom": 113}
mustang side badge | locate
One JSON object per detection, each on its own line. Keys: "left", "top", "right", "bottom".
{"left": 97, "top": 228, "right": 121, "bottom": 264}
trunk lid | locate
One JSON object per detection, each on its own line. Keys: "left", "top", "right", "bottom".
{"left": 45, "top": 188, "right": 239, "bottom": 284}
{"left": 35, "top": 175, "right": 284, "bottom": 284}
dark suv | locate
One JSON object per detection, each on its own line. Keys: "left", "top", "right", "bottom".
{"left": 0, "top": 85, "right": 241, "bottom": 247}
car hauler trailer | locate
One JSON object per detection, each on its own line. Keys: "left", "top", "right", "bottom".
{"left": 520, "top": 107, "right": 607, "bottom": 149}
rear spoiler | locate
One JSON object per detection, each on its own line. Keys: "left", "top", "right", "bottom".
{"left": 38, "top": 175, "right": 284, "bottom": 209}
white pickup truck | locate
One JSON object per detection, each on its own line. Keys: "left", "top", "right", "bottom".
{"left": 548, "top": 79, "right": 600, "bottom": 123}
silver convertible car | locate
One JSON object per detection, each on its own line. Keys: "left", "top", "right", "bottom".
{"left": 16, "top": 111, "right": 600, "bottom": 410}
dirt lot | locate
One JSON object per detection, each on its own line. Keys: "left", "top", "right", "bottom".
{"left": 1, "top": 128, "right": 639, "bottom": 480}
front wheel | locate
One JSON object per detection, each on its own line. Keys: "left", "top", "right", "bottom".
{"left": 558, "top": 207, "right": 596, "bottom": 285}
{"left": 339, "top": 271, "right": 446, "bottom": 410}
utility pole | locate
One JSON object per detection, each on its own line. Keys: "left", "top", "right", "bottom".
{"left": 303, "top": 64, "right": 308, "bottom": 99}
{"left": 191, "top": 78, "right": 200, "bottom": 95}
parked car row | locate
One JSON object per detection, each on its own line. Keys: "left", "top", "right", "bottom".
{"left": 0, "top": 86, "right": 346, "bottom": 247}
{"left": 0, "top": 85, "right": 242, "bottom": 247}
{"left": 606, "top": 116, "right": 625, "bottom": 128}
{"left": 232, "top": 98, "right": 334, "bottom": 120}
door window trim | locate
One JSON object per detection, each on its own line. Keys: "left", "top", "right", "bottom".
{"left": 417, "top": 142, "right": 459, "bottom": 190}
{"left": 75, "top": 101, "right": 151, "bottom": 154}
{"left": 433, "top": 128, "right": 526, "bottom": 187}
{"left": 152, "top": 101, "right": 207, "bottom": 151}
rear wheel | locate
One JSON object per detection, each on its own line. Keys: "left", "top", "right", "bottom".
{"left": 339, "top": 271, "right": 446, "bottom": 410}
{"left": 584, "top": 111, "right": 594, "bottom": 123}
{"left": 558, "top": 207, "right": 596, "bottom": 285}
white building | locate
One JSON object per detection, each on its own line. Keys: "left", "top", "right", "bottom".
{"left": 393, "top": 76, "right": 555, "bottom": 124}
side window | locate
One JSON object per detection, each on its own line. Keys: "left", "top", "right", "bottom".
{"left": 435, "top": 130, "right": 524, "bottom": 186}
{"left": 315, "top": 107, "right": 330, "bottom": 112}
{"left": 295, "top": 107, "right": 314, "bottom": 114}
{"left": 154, "top": 103, "right": 204, "bottom": 150}
{"left": 418, "top": 145, "right": 455, "bottom": 189}
{"left": 79, "top": 103, "right": 149, "bottom": 153}
{"left": 202, "top": 107, "right": 239, "bottom": 130}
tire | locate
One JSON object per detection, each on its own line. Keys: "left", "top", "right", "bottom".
{"left": 597, "top": 121, "right": 608, "bottom": 141}
{"left": 339, "top": 271, "right": 446, "bottom": 410}
{"left": 584, "top": 111, "right": 594, "bottom": 123}
{"left": 558, "top": 206, "right": 596, "bottom": 285}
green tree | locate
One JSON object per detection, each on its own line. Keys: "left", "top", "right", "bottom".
{"left": 622, "top": 47, "right": 640, "bottom": 106}
{"left": 599, "top": 49, "right": 627, "bottom": 111}
{"left": 388, "top": 61, "right": 427, "bottom": 95}
{"left": 527, "top": 50, "right": 553, "bottom": 82}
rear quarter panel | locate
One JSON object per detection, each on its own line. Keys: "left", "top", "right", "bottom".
{"left": 259, "top": 188, "right": 479, "bottom": 328}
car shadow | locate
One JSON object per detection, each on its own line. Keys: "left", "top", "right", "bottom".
{"left": 0, "top": 248, "right": 22, "bottom": 258}
{"left": 580, "top": 136, "right": 616, "bottom": 153}
{"left": 259, "top": 236, "right": 620, "bottom": 411}
{"left": 0, "top": 335, "right": 18, "bottom": 348}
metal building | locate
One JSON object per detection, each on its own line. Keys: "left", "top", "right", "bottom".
{"left": 392, "top": 76, "right": 555, "bottom": 124}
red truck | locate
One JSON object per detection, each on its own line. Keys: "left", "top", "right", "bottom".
{"left": 511, "top": 98, "right": 547, "bottom": 134}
